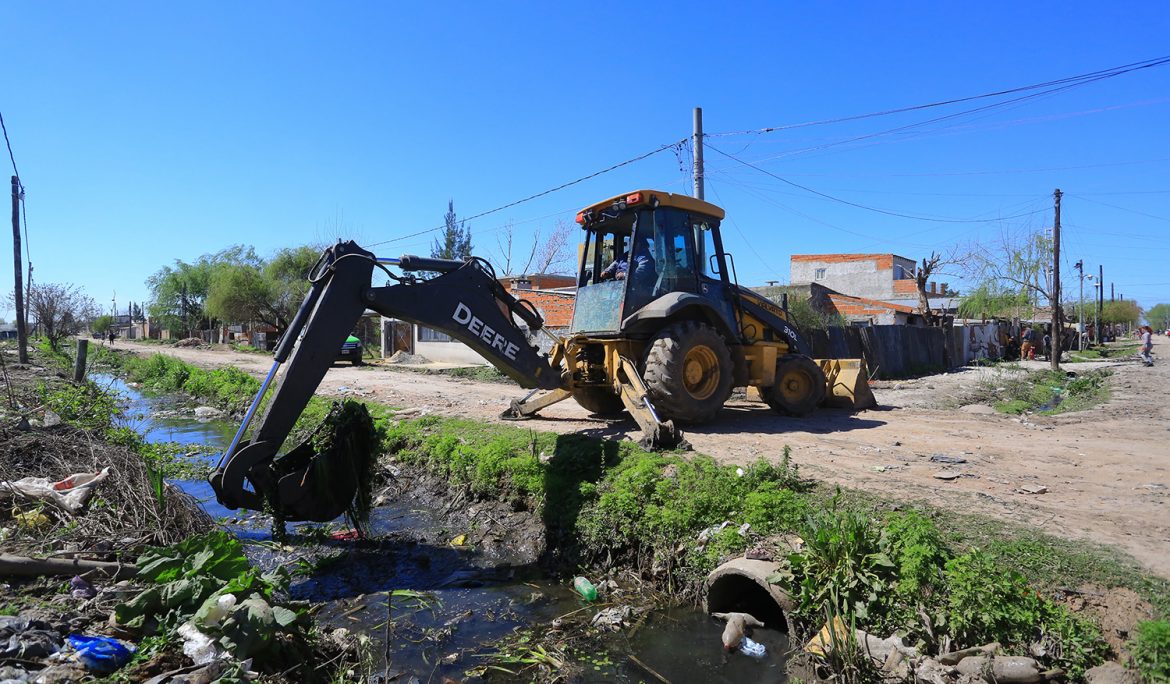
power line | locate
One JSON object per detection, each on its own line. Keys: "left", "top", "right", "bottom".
{"left": 367, "top": 139, "right": 686, "bottom": 249}
{"left": 1068, "top": 194, "right": 1170, "bottom": 223}
{"left": 709, "top": 54, "right": 1170, "bottom": 138}
{"left": 707, "top": 144, "right": 1047, "bottom": 224}
{"left": 0, "top": 110, "right": 20, "bottom": 183}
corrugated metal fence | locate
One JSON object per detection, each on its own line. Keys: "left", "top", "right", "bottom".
{"left": 806, "top": 326, "right": 949, "bottom": 379}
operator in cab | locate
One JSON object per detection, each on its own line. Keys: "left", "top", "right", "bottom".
{"left": 599, "top": 234, "right": 655, "bottom": 283}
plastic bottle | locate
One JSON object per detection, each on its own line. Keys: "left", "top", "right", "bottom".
{"left": 572, "top": 576, "right": 598, "bottom": 602}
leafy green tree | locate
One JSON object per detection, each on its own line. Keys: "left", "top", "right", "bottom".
{"left": 206, "top": 262, "right": 273, "bottom": 328}
{"left": 263, "top": 245, "right": 322, "bottom": 331}
{"left": 958, "top": 283, "right": 1031, "bottom": 320}
{"left": 91, "top": 315, "right": 114, "bottom": 335}
{"left": 431, "top": 200, "right": 473, "bottom": 262}
{"left": 1146, "top": 303, "right": 1170, "bottom": 330}
{"left": 1100, "top": 300, "right": 1141, "bottom": 327}
{"left": 146, "top": 250, "right": 239, "bottom": 337}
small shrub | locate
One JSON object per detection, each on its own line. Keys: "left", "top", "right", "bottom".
{"left": 784, "top": 503, "right": 894, "bottom": 621}
{"left": 1132, "top": 619, "right": 1170, "bottom": 684}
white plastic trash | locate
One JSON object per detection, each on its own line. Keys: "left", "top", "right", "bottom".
{"left": 1, "top": 467, "right": 111, "bottom": 513}
{"left": 739, "top": 636, "right": 767, "bottom": 658}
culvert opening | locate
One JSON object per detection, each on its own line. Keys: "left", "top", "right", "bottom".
{"left": 706, "top": 574, "right": 788, "bottom": 631}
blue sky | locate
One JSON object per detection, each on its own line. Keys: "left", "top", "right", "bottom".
{"left": 3, "top": 2, "right": 1168, "bottom": 320}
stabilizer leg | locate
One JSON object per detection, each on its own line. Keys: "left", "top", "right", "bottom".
{"left": 614, "top": 356, "right": 689, "bottom": 451}
{"left": 502, "top": 387, "right": 572, "bottom": 419}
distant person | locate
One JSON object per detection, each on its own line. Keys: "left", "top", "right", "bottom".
{"left": 1140, "top": 325, "right": 1154, "bottom": 367}
{"left": 1042, "top": 332, "right": 1052, "bottom": 360}
{"left": 108, "top": 331, "right": 115, "bottom": 346}
{"left": 1020, "top": 333, "right": 1032, "bottom": 362}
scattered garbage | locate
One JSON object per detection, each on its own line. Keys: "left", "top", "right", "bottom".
{"left": 67, "top": 634, "right": 134, "bottom": 674}
{"left": 330, "top": 529, "right": 361, "bottom": 541}
{"left": 572, "top": 576, "right": 598, "bottom": 602}
{"left": 2, "top": 467, "right": 111, "bottom": 513}
{"left": 591, "top": 605, "right": 632, "bottom": 632}
{"left": 933, "top": 470, "right": 963, "bottom": 480}
{"left": 70, "top": 576, "right": 96, "bottom": 600}
{"left": 1018, "top": 484, "right": 1049, "bottom": 495}
{"left": 177, "top": 622, "right": 222, "bottom": 665}
{"left": 739, "top": 635, "right": 767, "bottom": 658}
{"left": 930, "top": 454, "right": 968, "bottom": 464}
{"left": 450, "top": 534, "right": 468, "bottom": 546}
{"left": 0, "top": 616, "right": 61, "bottom": 659}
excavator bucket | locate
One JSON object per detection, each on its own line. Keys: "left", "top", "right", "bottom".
{"left": 816, "top": 358, "right": 877, "bottom": 410}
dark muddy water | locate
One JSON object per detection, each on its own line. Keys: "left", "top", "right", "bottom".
{"left": 99, "top": 373, "right": 790, "bottom": 682}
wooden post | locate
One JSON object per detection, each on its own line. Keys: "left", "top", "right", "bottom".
{"left": 74, "top": 338, "right": 89, "bottom": 381}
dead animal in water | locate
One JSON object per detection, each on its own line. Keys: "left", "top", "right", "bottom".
{"left": 711, "top": 611, "right": 764, "bottom": 651}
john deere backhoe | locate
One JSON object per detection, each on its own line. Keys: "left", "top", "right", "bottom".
{"left": 210, "top": 189, "right": 874, "bottom": 522}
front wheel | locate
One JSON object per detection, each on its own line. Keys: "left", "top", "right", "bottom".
{"left": 643, "top": 322, "right": 733, "bottom": 424}
{"left": 764, "top": 355, "right": 826, "bottom": 416}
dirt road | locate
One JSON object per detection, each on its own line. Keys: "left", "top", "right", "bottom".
{"left": 117, "top": 338, "right": 1170, "bottom": 579}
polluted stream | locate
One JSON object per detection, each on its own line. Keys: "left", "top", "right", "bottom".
{"left": 98, "top": 373, "right": 790, "bottom": 682}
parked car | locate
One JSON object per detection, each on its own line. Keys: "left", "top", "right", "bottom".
{"left": 338, "top": 335, "right": 363, "bottom": 365}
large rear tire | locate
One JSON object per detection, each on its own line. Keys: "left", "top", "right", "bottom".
{"left": 572, "top": 387, "right": 625, "bottom": 416}
{"left": 765, "top": 355, "right": 826, "bottom": 416}
{"left": 643, "top": 322, "right": 733, "bottom": 424}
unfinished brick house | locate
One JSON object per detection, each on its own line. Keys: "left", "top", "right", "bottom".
{"left": 789, "top": 253, "right": 955, "bottom": 326}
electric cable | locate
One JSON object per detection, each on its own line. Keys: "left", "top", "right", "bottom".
{"left": 707, "top": 145, "right": 1048, "bottom": 224}
{"left": 367, "top": 139, "right": 686, "bottom": 248}
{"left": 709, "top": 55, "right": 1170, "bottom": 138}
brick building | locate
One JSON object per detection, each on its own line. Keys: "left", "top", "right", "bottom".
{"left": 789, "top": 254, "right": 955, "bottom": 326}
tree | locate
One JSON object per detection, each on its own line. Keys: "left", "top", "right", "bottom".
{"left": 263, "top": 245, "right": 323, "bottom": 331}
{"left": 492, "top": 219, "right": 575, "bottom": 276}
{"left": 20, "top": 283, "right": 98, "bottom": 351}
{"left": 962, "top": 228, "right": 1063, "bottom": 370}
{"left": 1100, "top": 300, "right": 1141, "bottom": 327}
{"left": 91, "top": 315, "right": 114, "bottom": 335}
{"left": 147, "top": 260, "right": 211, "bottom": 337}
{"left": 1146, "top": 303, "right": 1170, "bottom": 330}
{"left": 431, "top": 200, "right": 473, "bottom": 262}
{"left": 206, "top": 262, "right": 273, "bottom": 328}
{"left": 913, "top": 250, "right": 963, "bottom": 326}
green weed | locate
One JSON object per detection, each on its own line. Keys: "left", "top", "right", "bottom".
{"left": 1131, "top": 619, "right": 1170, "bottom": 683}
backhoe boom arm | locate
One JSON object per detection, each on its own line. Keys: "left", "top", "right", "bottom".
{"left": 210, "top": 241, "right": 562, "bottom": 521}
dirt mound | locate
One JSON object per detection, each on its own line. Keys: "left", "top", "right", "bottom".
{"left": 388, "top": 351, "right": 430, "bottom": 365}
{"left": 174, "top": 337, "right": 206, "bottom": 348}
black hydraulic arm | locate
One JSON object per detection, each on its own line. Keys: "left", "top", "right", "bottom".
{"left": 210, "top": 240, "right": 562, "bottom": 521}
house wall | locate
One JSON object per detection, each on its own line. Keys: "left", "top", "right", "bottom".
{"left": 791, "top": 253, "right": 920, "bottom": 302}
{"left": 792, "top": 254, "right": 895, "bottom": 300}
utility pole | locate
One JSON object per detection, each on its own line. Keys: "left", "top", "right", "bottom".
{"left": 692, "top": 107, "right": 704, "bottom": 200}
{"left": 10, "top": 176, "right": 27, "bottom": 363}
{"left": 1097, "top": 264, "right": 1104, "bottom": 343}
{"left": 1075, "top": 260, "right": 1084, "bottom": 351}
{"left": 1049, "top": 189, "right": 1062, "bottom": 370}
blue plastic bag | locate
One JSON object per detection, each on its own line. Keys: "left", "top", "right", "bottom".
{"left": 67, "top": 634, "right": 134, "bottom": 673}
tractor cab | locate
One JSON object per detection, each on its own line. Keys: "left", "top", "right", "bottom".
{"left": 570, "top": 190, "right": 732, "bottom": 335}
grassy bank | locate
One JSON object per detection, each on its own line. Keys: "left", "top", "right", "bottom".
{"left": 961, "top": 365, "right": 1112, "bottom": 415}
{"left": 99, "top": 348, "right": 1169, "bottom": 681}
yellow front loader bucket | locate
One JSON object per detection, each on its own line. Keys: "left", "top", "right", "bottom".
{"left": 816, "top": 358, "right": 877, "bottom": 410}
